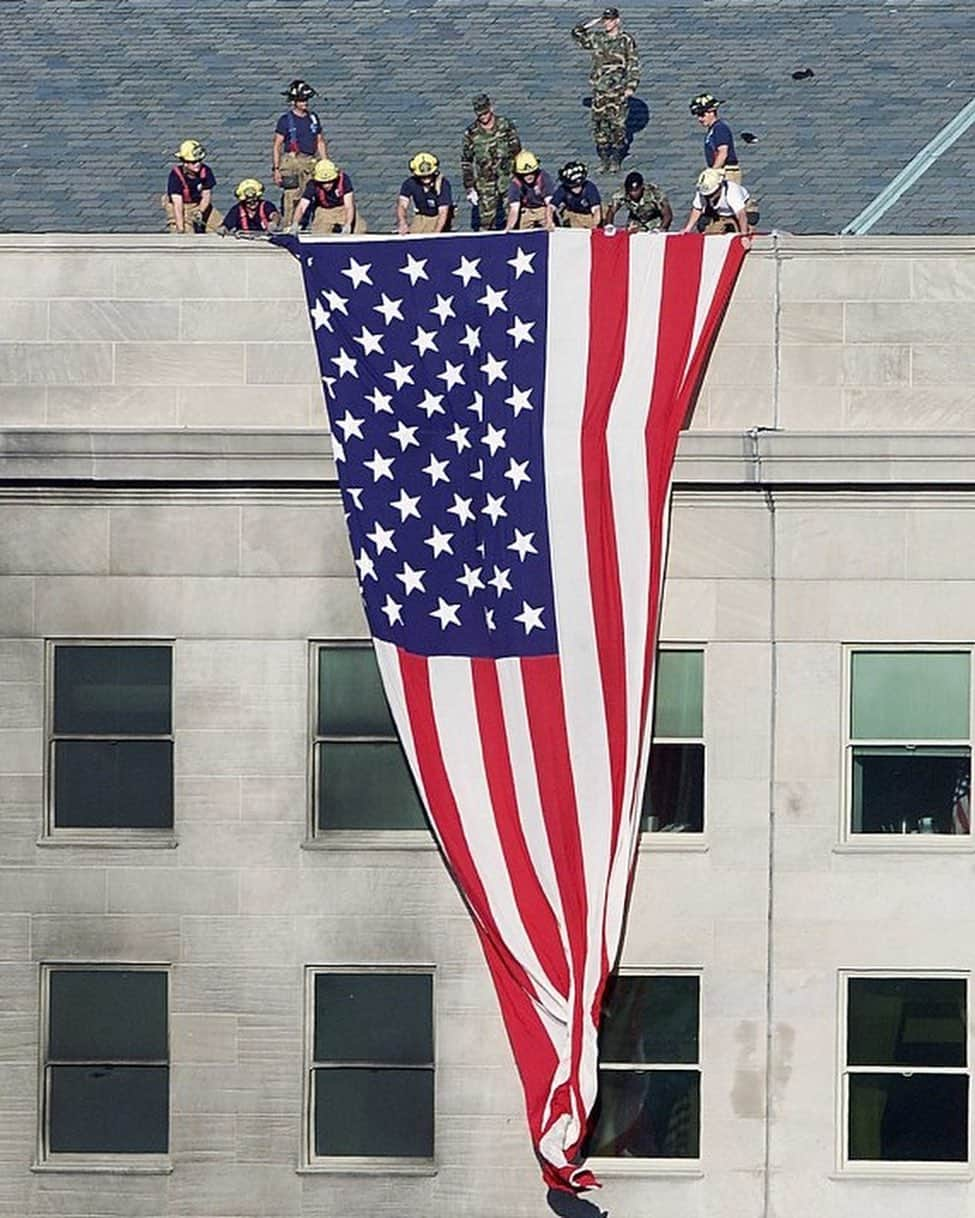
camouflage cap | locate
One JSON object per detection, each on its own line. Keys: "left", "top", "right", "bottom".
{"left": 602, "top": 6, "right": 620, "bottom": 17}
{"left": 472, "top": 93, "right": 492, "bottom": 114}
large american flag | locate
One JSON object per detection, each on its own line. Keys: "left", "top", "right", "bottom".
{"left": 276, "top": 229, "right": 746, "bottom": 1192}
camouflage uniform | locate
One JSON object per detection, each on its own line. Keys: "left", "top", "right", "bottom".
{"left": 571, "top": 22, "right": 640, "bottom": 168}
{"left": 609, "top": 182, "right": 670, "bottom": 231}
{"left": 461, "top": 113, "right": 521, "bottom": 231}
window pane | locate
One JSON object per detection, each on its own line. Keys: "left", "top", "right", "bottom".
{"left": 319, "top": 647, "right": 396, "bottom": 736}
{"left": 318, "top": 741, "right": 427, "bottom": 830}
{"left": 50, "top": 971, "right": 168, "bottom": 1061}
{"left": 314, "top": 973, "right": 432, "bottom": 1064}
{"left": 600, "top": 975, "right": 699, "bottom": 1064}
{"left": 54, "top": 740, "right": 174, "bottom": 829}
{"left": 849, "top": 1073, "right": 968, "bottom": 1162}
{"left": 314, "top": 1067, "right": 433, "bottom": 1158}
{"left": 851, "top": 652, "right": 969, "bottom": 741}
{"left": 48, "top": 1065, "right": 169, "bottom": 1154}
{"left": 585, "top": 1069, "right": 699, "bottom": 1158}
{"left": 848, "top": 978, "right": 966, "bottom": 1068}
{"left": 54, "top": 646, "right": 171, "bottom": 735}
{"left": 641, "top": 743, "right": 704, "bottom": 832}
{"left": 652, "top": 651, "right": 703, "bottom": 739}
{"left": 850, "top": 747, "right": 969, "bottom": 835}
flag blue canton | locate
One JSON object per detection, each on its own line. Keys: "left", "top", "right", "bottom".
{"left": 301, "top": 233, "right": 558, "bottom": 658}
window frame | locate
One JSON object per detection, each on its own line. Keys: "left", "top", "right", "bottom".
{"left": 306, "top": 640, "right": 433, "bottom": 849}
{"left": 43, "top": 639, "right": 176, "bottom": 847}
{"left": 35, "top": 962, "right": 172, "bottom": 1173}
{"left": 840, "top": 644, "right": 974, "bottom": 851}
{"left": 640, "top": 644, "right": 708, "bottom": 849}
{"left": 301, "top": 964, "right": 437, "bottom": 1174}
{"left": 837, "top": 969, "right": 972, "bottom": 1178}
{"left": 588, "top": 967, "right": 704, "bottom": 1176}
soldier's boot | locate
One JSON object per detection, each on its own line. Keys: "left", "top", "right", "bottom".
{"left": 607, "top": 152, "right": 621, "bottom": 173}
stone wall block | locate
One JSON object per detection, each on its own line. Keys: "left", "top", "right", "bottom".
{"left": 46, "top": 385, "right": 180, "bottom": 427}
{"left": 50, "top": 299, "right": 179, "bottom": 341}
{"left": 0, "top": 302, "right": 48, "bottom": 340}
{"left": 177, "top": 384, "right": 314, "bottom": 428}
{"left": 106, "top": 869, "right": 237, "bottom": 915}
{"left": 0, "top": 580, "right": 35, "bottom": 639}
{"left": 114, "top": 253, "right": 247, "bottom": 300}
{"left": 911, "top": 343, "right": 975, "bottom": 384}
{"left": 0, "top": 342, "right": 112, "bottom": 386}
{"left": 181, "top": 299, "right": 307, "bottom": 342}
{"left": 0, "top": 505, "right": 109, "bottom": 576}
{"left": 912, "top": 257, "right": 975, "bottom": 301}
{"left": 667, "top": 505, "right": 770, "bottom": 580}
{"left": 781, "top": 256, "right": 910, "bottom": 301}
{"left": 245, "top": 342, "right": 321, "bottom": 385}
{"left": 778, "top": 301, "right": 843, "bottom": 343}
{"left": 109, "top": 504, "right": 240, "bottom": 576}
{"left": 115, "top": 342, "right": 244, "bottom": 386}
{"left": 844, "top": 386, "right": 975, "bottom": 430}
{"left": 240, "top": 503, "right": 352, "bottom": 576}
{"left": 0, "top": 254, "right": 114, "bottom": 298}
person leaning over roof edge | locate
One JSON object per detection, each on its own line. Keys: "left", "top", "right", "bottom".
{"left": 218, "top": 179, "right": 281, "bottom": 236}
{"left": 571, "top": 6, "right": 640, "bottom": 174}
{"left": 681, "top": 167, "right": 755, "bottom": 235}
{"left": 505, "top": 151, "right": 555, "bottom": 232}
{"left": 163, "top": 140, "right": 222, "bottom": 234}
{"left": 291, "top": 158, "right": 366, "bottom": 235}
{"left": 690, "top": 92, "right": 742, "bottom": 185}
{"left": 461, "top": 93, "right": 522, "bottom": 231}
{"left": 397, "top": 153, "right": 454, "bottom": 235}
{"left": 606, "top": 170, "right": 672, "bottom": 231}
{"left": 272, "top": 80, "right": 327, "bottom": 226}
{"left": 551, "top": 161, "right": 602, "bottom": 228}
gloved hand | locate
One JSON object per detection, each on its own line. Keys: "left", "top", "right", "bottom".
{"left": 340, "top": 223, "right": 351, "bottom": 234}
{"left": 285, "top": 222, "right": 300, "bottom": 236}
{"left": 467, "top": 189, "right": 478, "bottom": 206}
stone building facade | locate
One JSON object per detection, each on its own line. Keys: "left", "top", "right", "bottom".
{"left": 2, "top": 234, "right": 975, "bottom": 1217}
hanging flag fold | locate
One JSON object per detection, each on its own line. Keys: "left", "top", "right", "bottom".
{"left": 276, "top": 228, "right": 746, "bottom": 1193}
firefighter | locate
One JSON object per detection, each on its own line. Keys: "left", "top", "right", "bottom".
{"left": 219, "top": 180, "right": 281, "bottom": 235}
{"left": 552, "top": 160, "right": 602, "bottom": 228}
{"left": 396, "top": 153, "right": 454, "bottom": 235}
{"left": 291, "top": 159, "right": 366, "bottom": 234}
{"left": 163, "top": 140, "right": 222, "bottom": 234}
{"left": 272, "top": 80, "right": 327, "bottom": 225}
{"left": 504, "top": 151, "right": 555, "bottom": 231}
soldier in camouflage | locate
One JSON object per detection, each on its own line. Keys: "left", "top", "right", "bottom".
{"left": 461, "top": 94, "right": 522, "bottom": 231}
{"left": 571, "top": 6, "right": 640, "bottom": 173}
{"left": 606, "top": 170, "right": 672, "bottom": 231}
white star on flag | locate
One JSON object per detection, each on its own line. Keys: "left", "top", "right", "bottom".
{"left": 380, "top": 594, "right": 403, "bottom": 626}
{"left": 311, "top": 298, "right": 331, "bottom": 330}
{"left": 508, "top": 529, "right": 538, "bottom": 560}
{"left": 355, "top": 548, "right": 377, "bottom": 580}
{"left": 507, "top": 316, "right": 535, "bottom": 348}
{"left": 437, "top": 360, "right": 465, "bottom": 390}
{"left": 353, "top": 326, "right": 384, "bottom": 355}
{"left": 477, "top": 284, "right": 508, "bottom": 315}
{"left": 365, "top": 387, "right": 394, "bottom": 414}
{"left": 366, "top": 521, "right": 396, "bottom": 555}
{"left": 505, "top": 385, "right": 533, "bottom": 416}
{"left": 390, "top": 488, "right": 421, "bottom": 521}
{"left": 400, "top": 254, "right": 429, "bottom": 285}
{"left": 456, "top": 564, "right": 485, "bottom": 596}
{"left": 341, "top": 258, "right": 373, "bottom": 288}
{"left": 488, "top": 565, "right": 512, "bottom": 596}
{"left": 514, "top": 601, "right": 545, "bottom": 634}
{"left": 446, "top": 423, "right": 471, "bottom": 452}
{"left": 323, "top": 288, "right": 349, "bottom": 314}
{"left": 459, "top": 325, "right": 481, "bottom": 354}
{"left": 430, "top": 294, "right": 455, "bottom": 323}
{"left": 506, "top": 246, "right": 536, "bottom": 278}
{"left": 447, "top": 494, "right": 476, "bottom": 526}
{"left": 480, "top": 353, "right": 507, "bottom": 384}
{"left": 424, "top": 525, "right": 454, "bottom": 557}
{"left": 452, "top": 255, "right": 481, "bottom": 286}
{"left": 421, "top": 454, "right": 451, "bottom": 486}
{"left": 374, "top": 293, "right": 404, "bottom": 324}
{"left": 395, "top": 562, "right": 427, "bottom": 595}
{"left": 468, "top": 391, "right": 485, "bottom": 420}
{"left": 504, "top": 458, "right": 531, "bottom": 489}
{"left": 331, "top": 349, "right": 358, "bottom": 378}
{"left": 411, "top": 326, "right": 439, "bottom": 355}
{"left": 389, "top": 420, "right": 420, "bottom": 451}
{"left": 481, "top": 423, "right": 507, "bottom": 456}
{"left": 363, "top": 450, "right": 395, "bottom": 481}
{"left": 482, "top": 493, "right": 507, "bottom": 524}
{"left": 430, "top": 597, "right": 461, "bottom": 630}
{"left": 416, "top": 390, "right": 446, "bottom": 418}
{"left": 335, "top": 411, "right": 365, "bottom": 441}
{"left": 385, "top": 361, "right": 415, "bottom": 389}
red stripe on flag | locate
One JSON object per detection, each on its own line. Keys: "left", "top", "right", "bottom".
{"left": 471, "top": 658, "right": 569, "bottom": 998}
{"left": 521, "top": 654, "right": 591, "bottom": 1172}
{"left": 397, "top": 649, "right": 559, "bottom": 1160}
{"left": 581, "top": 230, "right": 631, "bottom": 852}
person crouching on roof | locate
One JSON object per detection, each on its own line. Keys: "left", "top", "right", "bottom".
{"left": 291, "top": 159, "right": 366, "bottom": 235}
{"left": 504, "top": 151, "right": 555, "bottom": 231}
{"left": 681, "top": 167, "right": 755, "bottom": 235}
{"left": 397, "top": 153, "right": 454, "bottom": 235}
{"left": 551, "top": 160, "right": 602, "bottom": 228}
{"left": 218, "top": 180, "right": 281, "bottom": 236}
{"left": 163, "top": 140, "right": 222, "bottom": 234}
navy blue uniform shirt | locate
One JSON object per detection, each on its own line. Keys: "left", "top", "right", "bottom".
{"left": 552, "top": 180, "right": 602, "bottom": 214}
{"left": 223, "top": 200, "right": 280, "bottom": 232}
{"left": 399, "top": 176, "right": 454, "bottom": 216}
{"left": 704, "top": 119, "right": 738, "bottom": 168}
{"left": 167, "top": 164, "right": 216, "bottom": 203}
{"left": 275, "top": 110, "right": 323, "bottom": 156}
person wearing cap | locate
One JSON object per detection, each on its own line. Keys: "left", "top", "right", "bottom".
{"left": 291, "top": 158, "right": 366, "bottom": 235}
{"left": 461, "top": 94, "right": 522, "bottom": 231}
{"left": 571, "top": 7, "right": 640, "bottom": 174}
{"left": 551, "top": 161, "right": 602, "bottom": 228}
{"left": 219, "top": 180, "right": 281, "bottom": 236}
{"left": 163, "top": 140, "right": 222, "bottom": 234}
{"left": 272, "top": 80, "right": 328, "bottom": 225}
{"left": 681, "top": 168, "right": 754, "bottom": 235}
{"left": 689, "top": 93, "right": 742, "bottom": 185}
{"left": 504, "top": 151, "right": 555, "bottom": 232}
{"left": 606, "top": 170, "right": 672, "bottom": 231}
{"left": 397, "top": 153, "right": 454, "bottom": 235}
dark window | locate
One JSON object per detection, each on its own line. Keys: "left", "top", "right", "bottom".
{"left": 315, "top": 646, "right": 426, "bottom": 831}
{"left": 642, "top": 649, "right": 704, "bottom": 833}
{"left": 45, "top": 969, "right": 169, "bottom": 1157}
{"left": 50, "top": 644, "right": 173, "bottom": 831}
{"left": 585, "top": 974, "right": 700, "bottom": 1159}
{"left": 846, "top": 976, "right": 969, "bottom": 1164}
{"left": 310, "top": 971, "right": 434, "bottom": 1160}
{"left": 849, "top": 652, "right": 971, "bottom": 836}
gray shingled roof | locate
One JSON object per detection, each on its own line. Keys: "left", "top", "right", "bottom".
{"left": 3, "top": 0, "right": 974, "bottom": 235}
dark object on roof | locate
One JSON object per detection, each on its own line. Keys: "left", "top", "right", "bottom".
{"left": 740, "top": 131, "right": 758, "bottom": 143}
{"left": 792, "top": 67, "right": 815, "bottom": 80}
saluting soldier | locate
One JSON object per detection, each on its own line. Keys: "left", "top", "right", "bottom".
{"left": 571, "top": 6, "right": 640, "bottom": 173}
{"left": 461, "top": 93, "right": 522, "bottom": 231}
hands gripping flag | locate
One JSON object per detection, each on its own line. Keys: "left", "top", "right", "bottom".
{"left": 276, "top": 228, "right": 746, "bottom": 1194}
